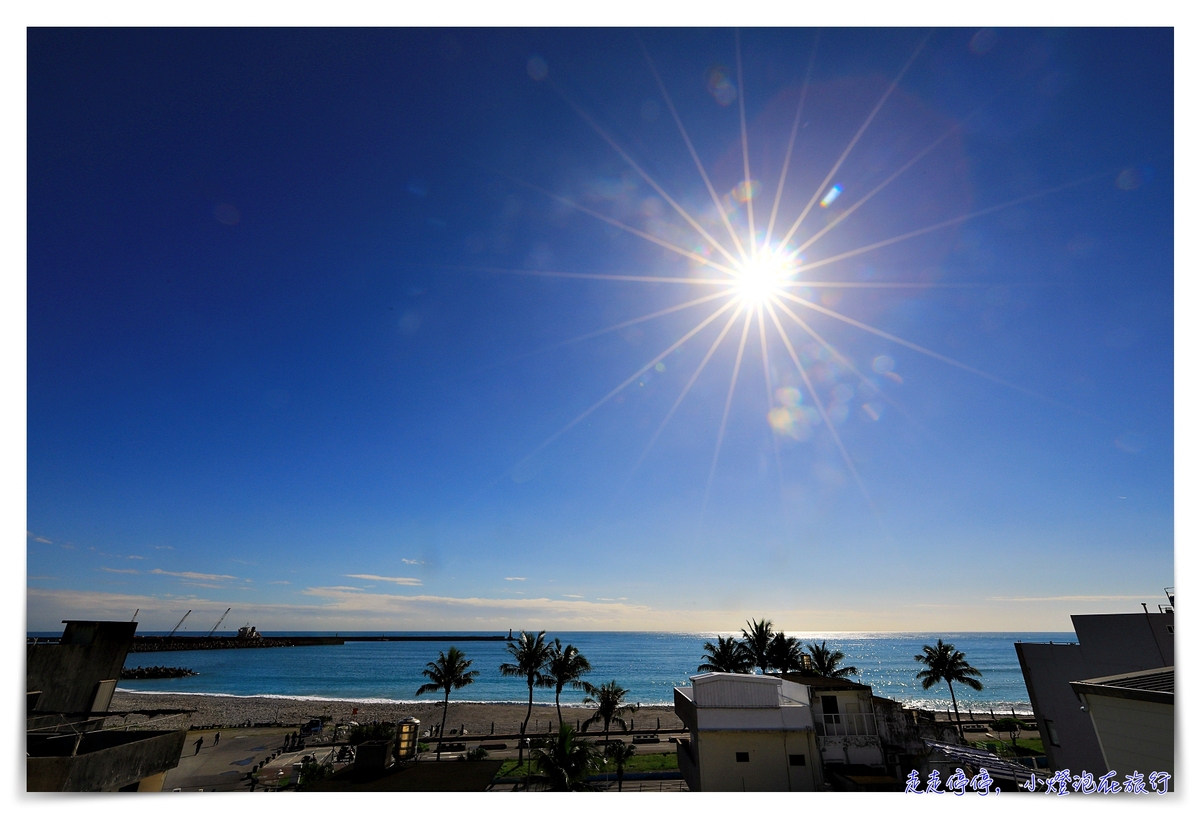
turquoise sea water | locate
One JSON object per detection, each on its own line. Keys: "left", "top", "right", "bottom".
{"left": 102, "top": 631, "right": 1068, "bottom": 711}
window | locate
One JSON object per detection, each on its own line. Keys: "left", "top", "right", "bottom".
{"left": 822, "top": 695, "right": 841, "bottom": 725}
{"left": 789, "top": 754, "right": 806, "bottom": 766}
{"left": 735, "top": 752, "right": 750, "bottom": 763}
{"left": 1045, "top": 719, "right": 1060, "bottom": 747}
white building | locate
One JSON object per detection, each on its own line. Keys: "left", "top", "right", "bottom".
{"left": 673, "top": 672, "right": 823, "bottom": 791}
{"left": 1015, "top": 600, "right": 1174, "bottom": 775}
{"left": 782, "top": 673, "right": 886, "bottom": 770}
{"left": 1071, "top": 666, "right": 1173, "bottom": 786}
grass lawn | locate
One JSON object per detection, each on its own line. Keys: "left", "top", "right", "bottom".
{"left": 973, "top": 737, "right": 1045, "bottom": 757}
{"left": 1016, "top": 737, "right": 1045, "bottom": 754}
{"left": 496, "top": 750, "right": 678, "bottom": 779}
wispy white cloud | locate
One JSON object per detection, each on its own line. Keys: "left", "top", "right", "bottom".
{"left": 180, "top": 581, "right": 230, "bottom": 589}
{"left": 150, "top": 569, "right": 237, "bottom": 581}
{"left": 505, "top": 577, "right": 526, "bottom": 582}
{"left": 345, "top": 574, "right": 422, "bottom": 586}
{"left": 268, "top": 580, "right": 291, "bottom": 585}
{"left": 127, "top": 555, "right": 145, "bottom": 560}
{"left": 35, "top": 537, "right": 52, "bottom": 544}
{"left": 153, "top": 545, "right": 174, "bottom": 550}
{"left": 299, "top": 587, "right": 655, "bottom": 625}
{"left": 562, "top": 594, "right": 585, "bottom": 599}
{"left": 101, "top": 567, "right": 140, "bottom": 575}
{"left": 28, "top": 575, "right": 58, "bottom": 581}
{"left": 313, "top": 585, "right": 366, "bottom": 592}
{"left": 988, "top": 594, "right": 1152, "bottom": 603}
{"left": 401, "top": 558, "right": 425, "bottom": 565}
{"left": 36, "top": 586, "right": 1089, "bottom": 633}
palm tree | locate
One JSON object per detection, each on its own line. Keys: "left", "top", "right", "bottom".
{"left": 499, "top": 629, "right": 554, "bottom": 764}
{"left": 605, "top": 740, "right": 638, "bottom": 791}
{"left": 545, "top": 638, "right": 592, "bottom": 725}
{"left": 914, "top": 639, "right": 984, "bottom": 738}
{"left": 528, "top": 723, "right": 602, "bottom": 791}
{"left": 414, "top": 646, "right": 479, "bottom": 759}
{"left": 741, "top": 618, "right": 775, "bottom": 673}
{"left": 698, "top": 635, "right": 752, "bottom": 673}
{"left": 767, "top": 633, "right": 806, "bottom": 673}
{"left": 581, "top": 680, "right": 633, "bottom": 746}
{"left": 806, "top": 640, "right": 860, "bottom": 678}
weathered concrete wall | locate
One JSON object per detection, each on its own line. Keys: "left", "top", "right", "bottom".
{"left": 27, "top": 729, "right": 187, "bottom": 792}
{"left": 27, "top": 621, "right": 136, "bottom": 713}
{"left": 872, "top": 696, "right": 962, "bottom": 778}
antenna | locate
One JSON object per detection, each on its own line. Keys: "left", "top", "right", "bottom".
{"left": 131, "top": 608, "right": 139, "bottom": 622}
{"left": 206, "top": 608, "right": 232, "bottom": 638}
{"left": 166, "top": 609, "right": 192, "bottom": 638}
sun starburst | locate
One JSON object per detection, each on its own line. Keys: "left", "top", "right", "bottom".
{"left": 732, "top": 247, "right": 796, "bottom": 306}
{"left": 451, "top": 30, "right": 1095, "bottom": 520}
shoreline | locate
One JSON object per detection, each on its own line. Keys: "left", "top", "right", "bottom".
{"left": 110, "top": 689, "right": 1032, "bottom": 736}
{"left": 115, "top": 687, "right": 669, "bottom": 707}
{"left": 109, "top": 691, "right": 686, "bottom": 735}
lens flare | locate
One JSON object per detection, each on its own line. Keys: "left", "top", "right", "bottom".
{"left": 819, "top": 184, "right": 842, "bottom": 208}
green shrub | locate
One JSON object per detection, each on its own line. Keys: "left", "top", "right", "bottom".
{"left": 348, "top": 723, "right": 395, "bottom": 744}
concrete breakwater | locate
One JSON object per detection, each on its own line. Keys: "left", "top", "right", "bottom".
{"left": 125, "top": 634, "right": 510, "bottom": 652}
{"left": 129, "top": 636, "right": 346, "bottom": 652}
{"left": 120, "top": 665, "right": 198, "bottom": 679}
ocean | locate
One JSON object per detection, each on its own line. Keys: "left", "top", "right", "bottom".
{"left": 99, "top": 631, "right": 1068, "bottom": 713}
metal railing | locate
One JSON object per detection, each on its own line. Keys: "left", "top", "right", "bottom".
{"left": 814, "top": 711, "right": 876, "bottom": 737}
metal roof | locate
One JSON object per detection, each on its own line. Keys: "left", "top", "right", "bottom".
{"left": 924, "top": 740, "right": 1038, "bottom": 784}
{"left": 1070, "top": 665, "right": 1173, "bottom": 705}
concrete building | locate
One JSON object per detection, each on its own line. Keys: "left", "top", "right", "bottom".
{"left": 673, "top": 672, "right": 823, "bottom": 791}
{"left": 27, "top": 620, "right": 188, "bottom": 791}
{"left": 869, "top": 694, "right": 962, "bottom": 780}
{"left": 780, "top": 674, "right": 885, "bottom": 769}
{"left": 1014, "top": 603, "right": 1173, "bottom": 776}
{"left": 1070, "top": 666, "right": 1173, "bottom": 786}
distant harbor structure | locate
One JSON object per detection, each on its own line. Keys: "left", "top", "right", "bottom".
{"left": 30, "top": 613, "right": 513, "bottom": 653}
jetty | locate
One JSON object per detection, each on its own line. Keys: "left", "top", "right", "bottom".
{"left": 114, "top": 633, "right": 509, "bottom": 652}
{"left": 29, "top": 617, "right": 515, "bottom": 652}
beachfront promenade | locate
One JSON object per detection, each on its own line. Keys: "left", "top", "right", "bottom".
{"left": 164, "top": 725, "right": 688, "bottom": 792}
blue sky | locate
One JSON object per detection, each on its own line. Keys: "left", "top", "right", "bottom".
{"left": 26, "top": 27, "right": 1174, "bottom": 632}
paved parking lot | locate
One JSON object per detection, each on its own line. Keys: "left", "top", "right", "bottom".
{"left": 163, "top": 728, "right": 291, "bottom": 792}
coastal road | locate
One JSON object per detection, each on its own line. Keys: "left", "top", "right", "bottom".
{"left": 163, "top": 728, "right": 290, "bottom": 792}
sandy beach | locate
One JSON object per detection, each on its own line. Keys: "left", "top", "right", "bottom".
{"left": 109, "top": 690, "right": 684, "bottom": 737}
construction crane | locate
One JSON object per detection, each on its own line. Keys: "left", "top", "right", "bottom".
{"left": 206, "top": 608, "right": 232, "bottom": 638}
{"left": 166, "top": 610, "right": 192, "bottom": 638}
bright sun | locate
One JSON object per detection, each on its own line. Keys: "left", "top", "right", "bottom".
{"left": 733, "top": 251, "right": 794, "bottom": 305}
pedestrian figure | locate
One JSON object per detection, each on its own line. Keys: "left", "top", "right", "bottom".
{"left": 194, "top": 736, "right": 204, "bottom": 755}
{"left": 214, "top": 731, "right": 221, "bottom": 746}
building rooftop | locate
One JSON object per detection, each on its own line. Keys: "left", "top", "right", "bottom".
{"left": 779, "top": 673, "right": 872, "bottom": 692}
{"left": 1070, "top": 666, "right": 1174, "bottom": 705}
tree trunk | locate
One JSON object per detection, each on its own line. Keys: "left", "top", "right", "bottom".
{"left": 555, "top": 687, "right": 563, "bottom": 726}
{"left": 523, "top": 681, "right": 534, "bottom": 734}
{"left": 947, "top": 680, "right": 963, "bottom": 739}
{"left": 437, "top": 690, "right": 450, "bottom": 760}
